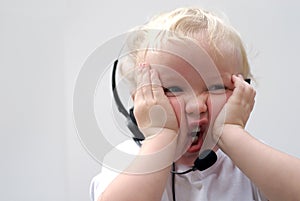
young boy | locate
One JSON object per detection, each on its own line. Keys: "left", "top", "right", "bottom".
{"left": 91, "top": 7, "right": 300, "bottom": 201}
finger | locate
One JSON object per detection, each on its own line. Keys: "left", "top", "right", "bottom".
{"left": 150, "top": 69, "right": 165, "bottom": 99}
{"left": 141, "top": 65, "right": 153, "bottom": 101}
{"left": 237, "top": 74, "right": 244, "bottom": 80}
{"left": 235, "top": 74, "right": 256, "bottom": 98}
{"left": 135, "top": 66, "right": 144, "bottom": 100}
{"left": 232, "top": 74, "right": 256, "bottom": 104}
{"left": 231, "top": 75, "right": 245, "bottom": 100}
{"left": 136, "top": 64, "right": 144, "bottom": 88}
{"left": 232, "top": 74, "right": 245, "bottom": 85}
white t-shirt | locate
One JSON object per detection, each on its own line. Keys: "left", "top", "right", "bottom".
{"left": 90, "top": 140, "right": 268, "bottom": 201}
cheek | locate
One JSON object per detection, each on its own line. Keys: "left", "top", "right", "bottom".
{"left": 226, "top": 91, "right": 233, "bottom": 100}
{"left": 168, "top": 97, "right": 183, "bottom": 125}
{"left": 207, "top": 91, "right": 233, "bottom": 120}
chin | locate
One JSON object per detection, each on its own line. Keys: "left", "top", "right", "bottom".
{"left": 176, "top": 151, "right": 200, "bottom": 166}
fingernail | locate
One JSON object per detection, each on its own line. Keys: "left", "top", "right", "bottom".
{"left": 138, "top": 62, "right": 147, "bottom": 67}
{"left": 238, "top": 74, "right": 244, "bottom": 79}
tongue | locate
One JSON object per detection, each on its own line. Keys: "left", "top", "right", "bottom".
{"left": 187, "top": 135, "right": 203, "bottom": 153}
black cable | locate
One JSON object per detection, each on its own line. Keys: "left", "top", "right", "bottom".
{"left": 171, "top": 150, "right": 218, "bottom": 201}
{"left": 172, "top": 163, "right": 176, "bottom": 201}
{"left": 171, "top": 167, "right": 196, "bottom": 175}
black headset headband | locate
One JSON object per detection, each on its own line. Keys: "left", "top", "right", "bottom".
{"left": 111, "top": 59, "right": 145, "bottom": 144}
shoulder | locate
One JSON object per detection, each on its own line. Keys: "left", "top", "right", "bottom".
{"left": 90, "top": 140, "right": 140, "bottom": 201}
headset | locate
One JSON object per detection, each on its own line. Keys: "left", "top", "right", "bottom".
{"left": 111, "top": 57, "right": 251, "bottom": 201}
{"left": 111, "top": 59, "right": 144, "bottom": 146}
{"left": 111, "top": 58, "right": 251, "bottom": 151}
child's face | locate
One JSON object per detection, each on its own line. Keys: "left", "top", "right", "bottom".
{"left": 143, "top": 40, "right": 243, "bottom": 166}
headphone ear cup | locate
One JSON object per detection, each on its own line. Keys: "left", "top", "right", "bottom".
{"left": 128, "top": 107, "right": 145, "bottom": 140}
{"left": 129, "top": 107, "right": 138, "bottom": 126}
{"left": 244, "top": 78, "right": 251, "bottom": 84}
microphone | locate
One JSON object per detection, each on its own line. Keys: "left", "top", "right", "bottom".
{"left": 171, "top": 149, "right": 217, "bottom": 174}
{"left": 194, "top": 149, "right": 217, "bottom": 171}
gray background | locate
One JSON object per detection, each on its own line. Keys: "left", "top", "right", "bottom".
{"left": 1, "top": 0, "right": 300, "bottom": 200}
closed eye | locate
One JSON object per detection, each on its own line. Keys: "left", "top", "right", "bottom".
{"left": 163, "top": 86, "right": 183, "bottom": 97}
{"left": 207, "top": 84, "right": 227, "bottom": 93}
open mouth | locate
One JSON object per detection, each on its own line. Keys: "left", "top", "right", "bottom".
{"left": 187, "top": 126, "right": 205, "bottom": 153}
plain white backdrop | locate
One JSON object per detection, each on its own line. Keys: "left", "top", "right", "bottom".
{"left": 1, "top": 0, "right": 300, "bottom": 201}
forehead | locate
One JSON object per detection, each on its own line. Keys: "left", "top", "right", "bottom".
{"left": 143, "top": 40, "right": 242, "bottom": 85}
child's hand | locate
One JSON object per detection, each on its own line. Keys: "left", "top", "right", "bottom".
{"left": 133, "top": 64, "right": 179, "bottom": 139}
{"left": 213, "top": 74, "right": 256, "bottom": 141}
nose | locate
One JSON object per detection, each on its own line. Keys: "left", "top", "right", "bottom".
{"left": 185, "top": 93, "right": 208, "bottom": 116}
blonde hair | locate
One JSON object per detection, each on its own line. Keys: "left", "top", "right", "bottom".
{"left": 119, "top": 7, "right": 251, "bottom": 87}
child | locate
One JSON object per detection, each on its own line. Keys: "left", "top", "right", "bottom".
{"left": 90, "top": 7, "right": 300, "bottom": 201}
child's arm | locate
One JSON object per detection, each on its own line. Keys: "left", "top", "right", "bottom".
{"left": 99, "top": 66, "right": 178, "bottom": 201}
{"left": 99, "top": 131, "right": 177, "bottom": 201}
{"left": 216, "top": 75, "right": 300, "bottom": 201}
